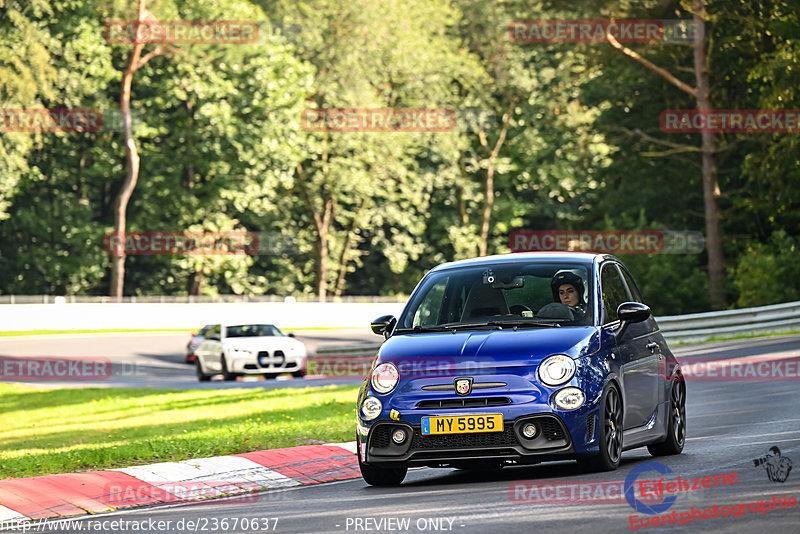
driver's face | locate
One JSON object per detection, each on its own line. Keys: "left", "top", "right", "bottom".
{"left": 559, "top": 284, "right": 579, "bottom": 307}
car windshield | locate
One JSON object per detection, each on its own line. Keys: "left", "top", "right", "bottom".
{"left": 397, "top": 262, "right": 593, "bottom": 330}
{"left": 225, "top": 324, "right": 283, "bottom": 338}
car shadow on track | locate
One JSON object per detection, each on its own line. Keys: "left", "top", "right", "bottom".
{"left": 364, "top": 455, "right": 656, "bottom": 490}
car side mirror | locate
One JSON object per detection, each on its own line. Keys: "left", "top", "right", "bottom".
{"left": 371, "top": 315, "right": 397, "bottom": 339}
{"left": 208, "top": 333, "right": 220, "bottom": 341}
{"left": 615, "top": 302, "right": 651, "bottom": 337}
{"left": 287, "top": 332, "right": 295, "bottom": 337}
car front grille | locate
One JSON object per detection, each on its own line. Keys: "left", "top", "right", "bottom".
{"left": 371, "top": 426, "right": 393, "bottom": 449}
{"left": 539, "top": 417, "right": 565, "bottom": 441}
{"left": 257, "top": 350, "right": 286, "bottom": 368}
{"left": 416, "top": 397, "right": 511, "bottom": 409}
{"left": 411, "top": 426, "right": 518, "bottom": 449}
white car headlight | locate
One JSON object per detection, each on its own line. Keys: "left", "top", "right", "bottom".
{"left": 370, "top": 363, "right": 399, "bottom": 394}
{"left": 361, "top": 396, "right": 382, "bottom": 420}
{"left": 538, "top": 355, "right": 576, "bottom": 386}
{"left": 554, "top": 387, "right": 585, "bottom": 410}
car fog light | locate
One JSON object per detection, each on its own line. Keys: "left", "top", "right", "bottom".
{"left": 392, "top": 428, "right": 407, "bottom": 444}
{"left": 361, "top": 396, "right": 382, "bottom": 420}
{"left": 522, "top": 423, "right": 538, "bottom": 438}
{"left": 554, "top": 387, "right": 585, "bottom": 410}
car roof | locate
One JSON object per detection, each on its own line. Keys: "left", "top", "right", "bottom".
{"left": 429, "top": 251, "right": 616, "bottom": 273}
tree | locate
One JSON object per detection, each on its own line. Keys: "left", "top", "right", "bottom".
{"left": 601, "top": 0, "right": 726, "bottom": 308}
{"left": 110, "top": 0, "right": 176, "bottom": 298}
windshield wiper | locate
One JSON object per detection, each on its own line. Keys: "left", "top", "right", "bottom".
{"left": 486, "top": 320, "right": 561, "bottom": 329}
{"left": 394, "top": 325, "right": 455, "bottom": 334}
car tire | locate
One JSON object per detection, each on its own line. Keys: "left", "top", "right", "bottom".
{"left": 221, "top": 356, "right": 237, "bottom": 381}
{"left": 648, "top": 379, "right": 686, "bottom": 456}
{"left": 580, "top": 383, "right": 623, "bottom": 472}
{"left": 195, "top": 359, "right": 211, "bottom": 382}
{"left": 357, "top": 439, "right": 407, "bottom": 486}
{"left": 292, "top": 370, "right": 305, "bottom": 378}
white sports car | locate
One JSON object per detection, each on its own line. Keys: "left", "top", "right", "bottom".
{"left": 194, "top": 324, "right": 307, "bottom": 381}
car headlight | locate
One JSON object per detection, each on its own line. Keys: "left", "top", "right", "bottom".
{"left": 371, "top": 362, "right": 399, "bottom": 394}
{"left": 554, "top": 387, "right": 585, "bottom": 410}
{"left": 361, "top": 396, "right": 382, "bottom": 420}
{"left": 538, "top": 355, "right": 576, "bottom": 386}
{"left": 229, "top": 348, "right": 252, "bottom": 356}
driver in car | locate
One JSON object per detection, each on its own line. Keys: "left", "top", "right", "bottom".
{"left": 551, "top": 271, "right": 587, "bottom": 321}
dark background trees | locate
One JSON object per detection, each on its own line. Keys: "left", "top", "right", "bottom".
{"left": 0, "top": 0, "right": 797, "bottom": 314}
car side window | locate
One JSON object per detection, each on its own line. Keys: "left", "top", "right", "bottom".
{"left": 619, "top": 267, "right": 644, "bottom": 303}
{"left": 413, "top": 277, "right": 449, "bottom": 327}
{"left": 601, "top": 264, "right": 631, "bottom": 324}
{"left": 207, "top": 324, "right": 221, "bottom": 340}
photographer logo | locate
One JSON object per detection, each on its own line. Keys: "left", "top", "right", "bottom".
{"left": 753, "top": 446, "right": 793, "bottom": 483}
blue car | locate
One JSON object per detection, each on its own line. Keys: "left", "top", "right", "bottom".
{"left": 356, "top": 252, "right": 686, "bottom": 486}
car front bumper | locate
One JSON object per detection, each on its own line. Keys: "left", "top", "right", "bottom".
{"left": 360, "top": 413, "right": 581, "bottom": 467}
{"left": 228, "top": 351, "right": 306, "bottom": 374}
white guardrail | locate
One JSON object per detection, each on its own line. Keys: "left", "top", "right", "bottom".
{"left": 0, "top": 298, "right": 797, "bottom": 345}
{"left": 656, "top": 300, "right": 800, "bottom": 344}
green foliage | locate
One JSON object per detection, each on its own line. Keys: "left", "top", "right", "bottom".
{"left": 0, "top": 0, "right": 797, "bottom": 314}
{"left": 732, "top": 231, "right": 800, "bottom": 307}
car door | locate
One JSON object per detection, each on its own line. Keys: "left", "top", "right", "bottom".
{"left": 195, "top": 324, "right": 223, "bottom": 372}
{"left": 619, "top": 265, "right": 666, "bottom": 408}
{"left": 600, "top": 263, "right": 659, "bottom": 430}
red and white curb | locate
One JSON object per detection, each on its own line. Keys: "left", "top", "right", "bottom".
{"left": 0, "top": 442, "right": 358, "bottom": 521}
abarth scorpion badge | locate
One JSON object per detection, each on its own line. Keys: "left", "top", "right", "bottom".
{"left": 455, "top": 377, "right": 473, "bottom": 396}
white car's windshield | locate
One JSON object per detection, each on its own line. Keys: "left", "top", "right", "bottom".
{"left": 225, "top": 324, "right": 283, "bottom": 338}
{"left": 397, "top": 262, "right": 593, "bottom": 330}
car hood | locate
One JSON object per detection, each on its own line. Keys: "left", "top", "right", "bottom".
{"left": 222, "top": 337, "right": 305, "bottom": 352}
{"left": 377, "top": 327, "right": 600, "bottom": 369}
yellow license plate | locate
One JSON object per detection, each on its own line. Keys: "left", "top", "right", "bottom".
{"left": 421, "top": 414, "right": 503, "bottom": 435}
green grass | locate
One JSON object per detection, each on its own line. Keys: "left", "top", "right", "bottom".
{"left": 0, "top": 383, "right": 360, "bottom": 479}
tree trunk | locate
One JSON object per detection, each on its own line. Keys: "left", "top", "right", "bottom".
{"left": 295, "top": 163, "right": 334, "bottom": 301}
{"left": 110, "top": 0, "right": 147, "bottom": 300}
{"left": 605, "top": 1, "right": 726, "bottom": 309}
{"left": 187, "top": 270, "right": 203, "bottom": 295}
{"left": 333, "top": 198, "right": 366, "bottom": 297}
{"left": 693, "top": 0, "right": 726, "bottom": 309}
{"left": 476, "top": 101, "right": 513, "bottom": 256}
{"left": 477, "top": 166, "right": 495, "bottom": 257}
